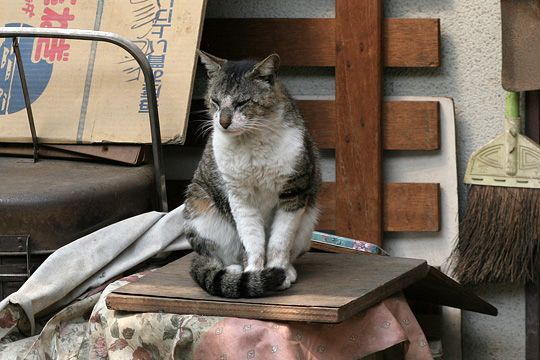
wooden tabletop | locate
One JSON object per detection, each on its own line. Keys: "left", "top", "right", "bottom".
{"left": 107, "top": 252, "right": 430, "bottom": 323}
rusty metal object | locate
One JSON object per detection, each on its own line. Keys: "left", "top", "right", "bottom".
{"left": 502, "top": 0, "right": 540, "bottom": 91}
{"left": 0, "top": 157, "right": 155, "bottom": 251}
{"left": 0, "top": 235, "right": 31, "bottom": 280}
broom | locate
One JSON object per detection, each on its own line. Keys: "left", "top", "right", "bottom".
{"left": 451, "top": 91, "right": 540, "bottom": 284}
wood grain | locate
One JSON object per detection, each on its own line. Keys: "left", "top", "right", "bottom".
{"left": 384, "top": 183, "right": 441, "bottom": 232}
{"left": 384, "top": 19, "right": 440, "bottom": 68}
{"left": 317, "top": 182, "right": 336, "bottom": 230}
{"left": 201, "top": 18, "right": 440, "bottom": 68}
{"left": 106, "top": 294, "right": 341, "bottom": 322}
{"left": 317, "top": 183, "right": 440, "bottom": 232}
{"left": 201, "top": 19, "right": 335, "bottom": 67}
{"left": 297, "top": 100, "right": 336, "bottom": 149}
{"left": 383, "top": 101, "right": 440, "bottom": 150}
{"left": 188, "top": 100, "right": 440, "bottom": 151}
{"left": 107, "top": 252, "right": 429, "bottom": 323}
{"left": 335, "top": 0, "right": 383, "bottom": 244}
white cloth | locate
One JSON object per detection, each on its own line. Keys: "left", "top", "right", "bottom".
{"left": 0, "top": 205, "right": 189, "bottom": 335}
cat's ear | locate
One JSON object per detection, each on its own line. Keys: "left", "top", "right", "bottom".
{"left": 251, "top": 54, "right": 280, "bottom": 84}
{"left": 198, "top": 50, "right": 226, "bottom": 78}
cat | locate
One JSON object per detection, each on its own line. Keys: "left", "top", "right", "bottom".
{"left": 184, "top": 50, "right": 321, "bottom": 298}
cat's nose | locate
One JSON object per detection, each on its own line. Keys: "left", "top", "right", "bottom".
{"left": 219, "top": 113, "right": 232, "bottom": 129}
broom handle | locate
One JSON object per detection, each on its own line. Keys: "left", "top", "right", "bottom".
{"left": 505, "top": 91, "right": 520, "bottom": 176}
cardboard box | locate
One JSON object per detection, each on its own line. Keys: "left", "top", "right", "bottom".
{"left": 0, "top": 0, "right": 206, "bottom": 144}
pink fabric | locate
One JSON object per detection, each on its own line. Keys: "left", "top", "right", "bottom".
{"left": 194, "top": 293, "right": 433, "bottom": 360}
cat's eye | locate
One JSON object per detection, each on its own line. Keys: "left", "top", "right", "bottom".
{"left": 235, "top": 98, "right": 251, "bottom": 108}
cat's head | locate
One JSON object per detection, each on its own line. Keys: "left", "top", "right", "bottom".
{"left": 198, "top": 50, "right": 283, "bottom": 136}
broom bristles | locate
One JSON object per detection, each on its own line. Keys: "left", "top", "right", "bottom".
{"left": 451, "top": 185, "right": 540, "bottom": 284}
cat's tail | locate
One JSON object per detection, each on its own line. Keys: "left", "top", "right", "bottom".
{"left": 189, "top": 254, "right": 286, "bottom": 298}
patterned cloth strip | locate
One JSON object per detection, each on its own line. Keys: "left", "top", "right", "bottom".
{"left": 312, "top": 231, "right": 390, "bottom": 255}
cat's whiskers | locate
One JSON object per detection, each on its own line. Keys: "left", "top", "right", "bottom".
{"left": 242, "top": 119, "right": 284, "bottom": 135}
{"left": 194, "top": 119, "right": 215, "bottom": 139}
{"left": 190, "top": 109, "right": 210, "bottom": 115}
{"left": 199, "top": 126, "right": 215, "bottom": 139}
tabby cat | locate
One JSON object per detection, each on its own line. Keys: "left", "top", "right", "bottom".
{"left": 184, "top": 50, "right": 321, "bottom": 298}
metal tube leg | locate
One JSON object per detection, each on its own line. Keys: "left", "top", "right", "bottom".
{"left": 13, "top": 37, "right": 39, "bottom": 163}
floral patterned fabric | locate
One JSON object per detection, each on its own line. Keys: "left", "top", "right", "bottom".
{"left": 0, "top": 272, "right": 433, "bottom": 360}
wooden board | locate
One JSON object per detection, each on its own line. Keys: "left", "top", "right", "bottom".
{"left": 384, "top": 19, "right": 440, "bottom": 68}
{"left": 201, "top": 18, "right": 440, "bottom": 68}
{"left": 335, "top": 0, "right": 383, "bottom": 244}
{"left": 317, "top": 182, "right": 440, "bottom": 232}
{"left": 384, "top": 183, "right": 440, "bottom": 232}
{"left": 404, "top": 267, "right": 497, "bottom": 316}
{"left": 383, "top": 101, "right": 440, "bottom": 150}
{"left": 187, "top": 100, "right": 441, "bottom": 151}
{"left": 107, "top": 252, "right": 429, "bottom": 323}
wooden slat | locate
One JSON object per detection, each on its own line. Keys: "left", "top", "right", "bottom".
{"left": 188, "top": 100, "right": 440, "bottom": 151}
{"left": 297, "top": 101, "right": 336, "bottom": 149}
{"left": 335, "top": 0, "right": 383, "bottom": 244}
{"left": 317, "top": 182, "right": 336, "bottom": 230}
{"left": 317, "top": 183, "right": 440, "bottom": 232}
{"left": 383, "top": 101, "right": 440, "bottom": 150}
{"left": 384, "top": 19, "right": 440, "bottom": 68}
{"left": 201, "top": 19, "right": 335, "bottom": 67}
{"left": 384, "top": 183, "right": 440, "bottom": 232}
{"left": 201, "top": 18, "right": 440, "bottom": 68}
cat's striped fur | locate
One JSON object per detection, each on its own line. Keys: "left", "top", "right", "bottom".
{"left": 184, "top": 51, "right": 321, "bottom": 298}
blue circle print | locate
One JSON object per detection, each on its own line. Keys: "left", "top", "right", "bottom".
{"left": 0, "top": 23, "right": 53, "bottom": 115}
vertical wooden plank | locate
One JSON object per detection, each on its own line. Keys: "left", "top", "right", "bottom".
{"left": 335, "top": 0, "right": 383, "bottom": 244}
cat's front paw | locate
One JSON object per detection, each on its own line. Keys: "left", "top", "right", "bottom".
{"left": 226, "top": 264, "right": 243, "bottom": 274}
{"left": 276, "top": 265, "right": 297, "bottom": 291}
{"left": 286, "top": 265, "right": 297, "bottom": 284}
{"left": 277, "top": 277, "right": 291, "bottom": 291}
{"left": 244, "top": 264, "right": 264, "bottom": 273}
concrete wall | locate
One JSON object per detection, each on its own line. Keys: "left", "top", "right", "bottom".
{"left": 383, "top": 1, "right": 525, "bottom": 358}
{"left": 166, "top": 1, "right": 525, "bottom": 358}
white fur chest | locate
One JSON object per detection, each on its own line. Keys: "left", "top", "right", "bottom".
{"left": 213, "top": 126, "right": 303, "bottom": 213}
